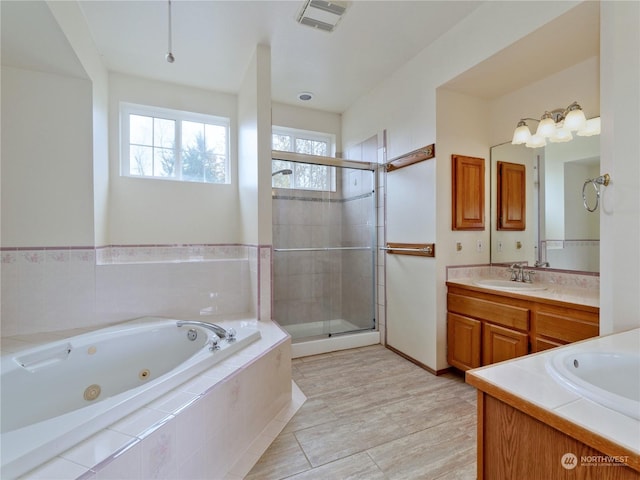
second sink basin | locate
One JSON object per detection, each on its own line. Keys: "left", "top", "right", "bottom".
{"left": 473, "top": 279, "right": 547, "bottom": 292}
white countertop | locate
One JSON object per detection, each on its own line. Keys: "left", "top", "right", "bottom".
{"left": 447, "top": 277, "right": 599, "bottom": 309}
{"left": 469, "top": 328, "right": 640, "bottom": 455}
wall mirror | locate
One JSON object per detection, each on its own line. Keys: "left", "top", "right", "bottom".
{"left": 490, "top": 132, "right": 600, "bottom": 273}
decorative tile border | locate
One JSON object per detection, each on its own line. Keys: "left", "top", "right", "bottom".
{"left": 1, "top": 247, "right": 96, "bottom": 265}
{"left": 0, "top": 245, "right": 255, "bottom": 266}
{"left": 96, "top": 244, "right": 250, "bottom": 265}
{"left": 541, "top": 239, "right": 600, "bottom": 249}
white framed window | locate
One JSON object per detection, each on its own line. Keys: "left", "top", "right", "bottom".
{"left": 272, "top": 126, "right": 336, "bottom": 191}
{"left": 121, "top": 103, "right": 230, "bottom": 184}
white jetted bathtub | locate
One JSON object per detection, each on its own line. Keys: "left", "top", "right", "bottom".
{"left": 0, "top": 317, "right": 260, "bottom": 479}
{"left": 547, "top": 349, "right": 640, "bottom": 420}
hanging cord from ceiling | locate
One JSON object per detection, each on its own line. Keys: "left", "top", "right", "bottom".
{"left": 165, "top": 0, "right": 175, "bottom": 63}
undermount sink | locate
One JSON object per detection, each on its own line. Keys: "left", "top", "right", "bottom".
{"left": 473, "top": 279, "right": 547, "bottom": 291}
{"left": 547, "top": 350, "right": 640, "bottom": 420}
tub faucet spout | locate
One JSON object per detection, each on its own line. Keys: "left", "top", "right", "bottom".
{"left": 176, "top": 320, "right": 235, "bottom": 341}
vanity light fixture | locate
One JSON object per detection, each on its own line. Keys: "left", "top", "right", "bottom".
{"left": 511, "top": 101, "right": 599, "bottom": 148}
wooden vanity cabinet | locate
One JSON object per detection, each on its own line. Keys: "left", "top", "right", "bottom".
{"left": 446, "top": 283, "right": 599, "bottom": 370}
{"left": 447, "top": 286, "right": 530, "bottom": 371}
{"left": 532, "top": 303, "right": 599, "bottom": 352}
{"left": 472, "top": 390, "right": 640, "bottom": 479}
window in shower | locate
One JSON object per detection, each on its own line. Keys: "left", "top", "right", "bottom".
{"left": 272, "top": 126, "right": 336, "bottom": 191}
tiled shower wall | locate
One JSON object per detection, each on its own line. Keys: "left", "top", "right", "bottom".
{"left": 0, "top": 244, "right": 271, "bottom": 337}
{"left": 341, "top": 169, "right": 376, "bottom": 328}
{"left": 272, "top": 168, "right": 376, "bottom": 329}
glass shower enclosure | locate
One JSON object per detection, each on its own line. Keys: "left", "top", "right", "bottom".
{"left": 271, "top": 151, "right": 376, "bottom": 341}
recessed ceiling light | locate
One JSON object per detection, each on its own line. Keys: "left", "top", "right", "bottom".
{"left": 298, "top": 92, "right": 314, "bottom": 101}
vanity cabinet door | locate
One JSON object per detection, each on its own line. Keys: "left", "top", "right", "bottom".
{"left": 497, "top": 161, "right": 526, "bottom": 230}
{"left": 482, "top": 323, "right": 528, "bottom": 365}
{"left": 452, "top": 154, "right": 485, "bottom": 230}
{"left": 447, "top": 313, "right": 482, "bottom": 371}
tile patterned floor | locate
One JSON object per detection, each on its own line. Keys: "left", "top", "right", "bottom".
{"left": 246, "top": 345, "right": 477, "bottom": 479}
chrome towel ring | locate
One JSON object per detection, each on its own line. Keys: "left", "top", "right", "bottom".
{"left": 582, "top": 173, "right": 610, "bottom": 212}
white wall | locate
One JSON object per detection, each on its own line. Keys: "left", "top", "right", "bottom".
{"left": 237, "top": 44, "right": 272, "bottom": 246}
{"left": 272, "top": 103, "right": 342, "bottom": 155}
{"left": 1, "top": 66, "right": 94, "bottom": 247}
{"left": 433, "top": 89, "right": 490, "bottom": 371}
{"left": 564, "top": 161, "right": 600, "bottom": 240}
{"left": 436, "top": 89, "right": 491, "bottom": 265}
{"left": 47, "top": 0, "right": 110, "bottom": 247}
{"left": 342, "top": 1, "right": 606, "bottom": 371}
{"left": 600, "top": 1, "right": 640, "bottom": 333}
{"left": 488, "top": 56, "right": 600, "bottom": 146}
{"left": 343, "top": 2, "right": 580, "bottom": 158}
{"left": 108, "top": 73, "right": 240, "bottom": 245}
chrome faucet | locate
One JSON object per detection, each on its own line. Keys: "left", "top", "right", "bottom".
{"left": 508, "top": 263, "right": 535, "bottom": 283}
{"left": 508, "top": 263, "right": 523, "bottom": 281}
{"left": 176, "top": 320, "right": 236, "bottom": 342}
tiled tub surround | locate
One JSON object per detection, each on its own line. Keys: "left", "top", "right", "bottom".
{"left": 467, "top": 328, "right": 640, "bottom": 475}
{"left": 0, "top": 244, "right": 272, "bottom": 337}
{"left": 1, "top": 317, "right": 260, "bottom": 478}
{"left": 1, "top": 318, "right": 301, "bottom": 480}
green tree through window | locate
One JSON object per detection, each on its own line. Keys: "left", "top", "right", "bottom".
{"left": 122, "top": 103, "right": 229, "bottom": 184}
{"left": 272, "top": 127, "right": 335, "bottom": 191}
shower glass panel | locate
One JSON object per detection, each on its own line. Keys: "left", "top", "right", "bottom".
{"left": 272, "top": 158, "right": 376, "bottom": 340}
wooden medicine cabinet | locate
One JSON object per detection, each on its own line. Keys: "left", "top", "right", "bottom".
{"left": 452, "top": 154, "right": 485, "bottom": 230}
{"left": 497, "top": 161, "right": 526, "bottom": 230}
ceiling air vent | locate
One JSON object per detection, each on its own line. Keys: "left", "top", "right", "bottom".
{"left": 297, "top": 0, "right": 348, "bottom": 33}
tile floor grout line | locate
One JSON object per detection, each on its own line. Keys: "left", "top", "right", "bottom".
{"left": 248, "top": 345, "right": 477, "bottom": 479}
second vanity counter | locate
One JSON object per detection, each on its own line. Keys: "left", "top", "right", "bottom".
{"left": 466, "top": 328, "right": 640, "bottom": 478}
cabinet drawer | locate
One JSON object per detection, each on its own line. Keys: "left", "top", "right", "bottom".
{"left": 448, "top": 293, "right": 529, "bottom": 331}
{"left": 535, "top": 311, "right": 599, "bottom": 344}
